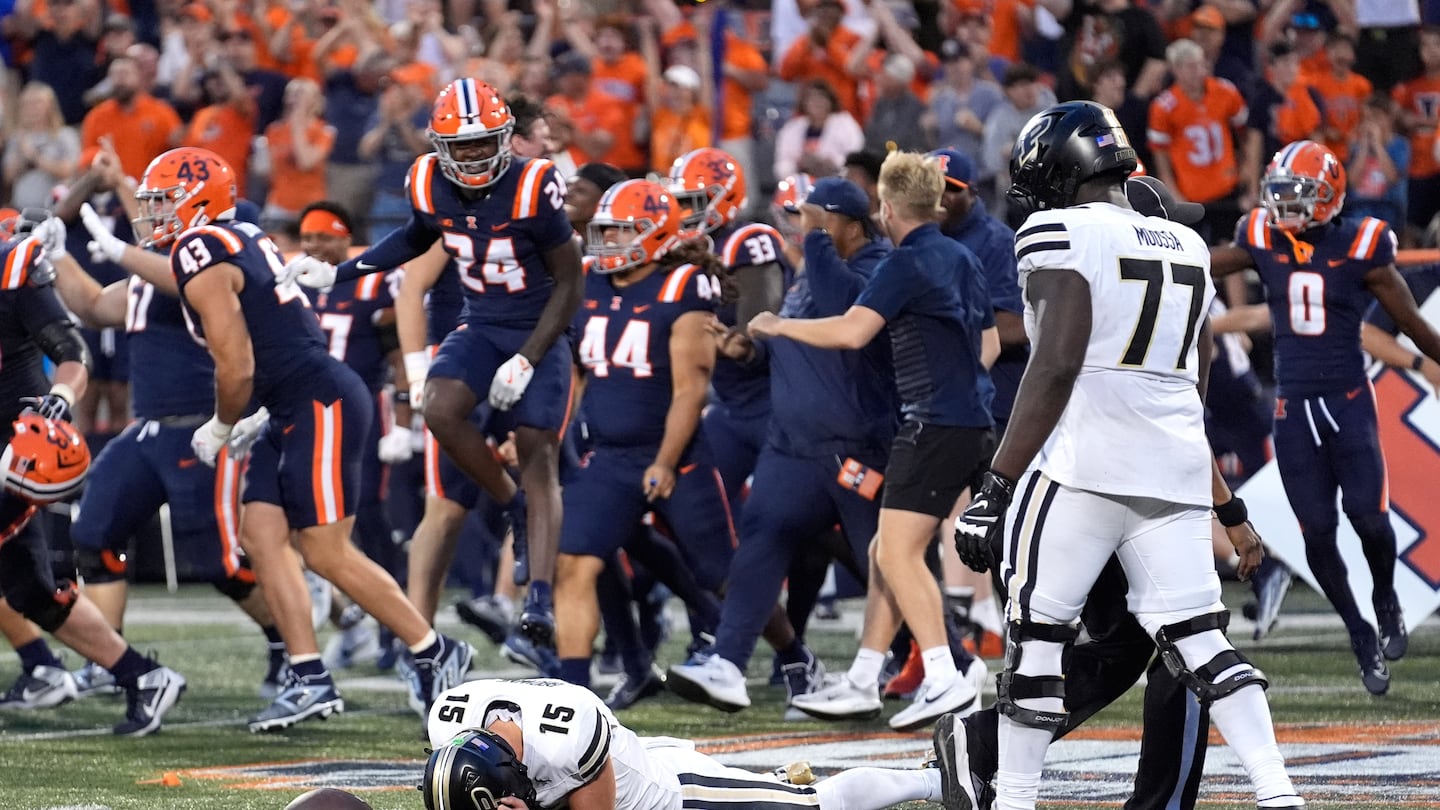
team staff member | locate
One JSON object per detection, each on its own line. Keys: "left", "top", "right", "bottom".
{"left": 749, "top": 152, "right": 996, "bottom": 732}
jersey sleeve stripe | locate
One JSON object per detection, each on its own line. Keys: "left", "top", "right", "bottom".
{"left": 195, "top": 225, "right": 244, "bottom": 254}
{"left": 411, "top": 155, "right": 437, "bottom": 215}
{"left": 1015, "top": 222, "right": 1067, "bottom": 242}
{"left": 357, "top": 273, "right": 383, "bottom": 301}
{"left": 576, "top": 713, "right": 611, "bottom": 782}
{"left": 1015, "top": 240, "right": 1070, "bottom": 261}
{"left": 1246, "top": 211, "right": 1271, "bottom": 250}
{"left": 1349, "top": 217, "right": 1383, "bottom": 260}
{"left": 1, "top": 237, "right": 36, "bottom": 289}
{"left": 659, "top": 263, "right": 699, "bottom": 302}
{"left": 513, "top": 160, "right": 549, "bottom": 220}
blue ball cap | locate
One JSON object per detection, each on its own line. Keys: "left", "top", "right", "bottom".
{"left": 805, "top": 176, "right": 871, "bottom": 222}
{"left": 929, "top": 148, "right": 975, "bottom": 189}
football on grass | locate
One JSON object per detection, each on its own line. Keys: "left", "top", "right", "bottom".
{"left": 283, "top": 787, "right": 375, "bottom": 809}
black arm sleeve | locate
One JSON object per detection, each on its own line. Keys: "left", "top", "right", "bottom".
{"left": 20, "top": 285, "right": 92, "bottom": 371}
{"left": 34, "top": 319, "right": 92, "bottom": 372}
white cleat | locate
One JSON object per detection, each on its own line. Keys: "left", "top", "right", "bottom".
{"left": 890, "top": 657, "right": 988, "bottom": 731}
{"left": 667, "top": 653, "right": 751, "bottom": 712}
{"left": 789, "top": 674, "right": 883, "bottom": 721}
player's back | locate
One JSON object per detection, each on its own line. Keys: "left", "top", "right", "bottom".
{"left": 124, "top": 276, "right": 217, "bottom": 419}
{"left": 1016, "top": 204, "right": 1214, "bottom": 505}
{"left": 710, "top": 221, "right": 791, "bottom": 416}
{"left": 312, "top": 271, "right": 400, "bottom": 393}
{"left": 1237, "top": 210, "right": 1394, "bottom": 397}
{"left": 0, "top": 236, "right": 59, "bottom": 424}
{"left": 170, "top": 219, "right": 334, "bottom": 405}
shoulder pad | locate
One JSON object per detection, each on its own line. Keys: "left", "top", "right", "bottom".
{"left": 511, "top": 159, "right": 563, "bottom": 220}
{"left": 722, "top": 223, "right": 785, "bottom": 268}
{"left": 1, "top": 237, "right": 41, "bottom": 290}
{"left": 658, "top": 263, "right": 721, "bottom": 306}
{"left": 1347, "top": 217, "right": 1396, "bottom": 264}
{"left": 1014, "top": 213, "right": 1072, "bottom": 267}
{"left": 1235, "top": 210, "right": 1273, "bottom": 250}
{"left": 172, "top": 225, "right": 245, "bottom": 277}
{"left": 407, "top": 153, "right": 442, "bottom": 215}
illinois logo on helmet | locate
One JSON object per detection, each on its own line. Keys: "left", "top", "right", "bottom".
{"left": 668, "top": 147, "right": 746, "bottom": 239}
{"left": 1261, "top": 140, "right": 1346, "bottom": 232}
{"left": 134, "top": 147, "right": 238, "bottom": 248}
{"left": 587, "top": 179, "right": 682, "bottom": 274}
{"left": 429, "top": 78, "right": 516, "bottom": 190}
{"left": 1, "top": 413, "right": 90, "bottom": 504}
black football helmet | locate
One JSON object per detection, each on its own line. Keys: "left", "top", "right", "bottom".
{"left": 423, "top": 730, "right": 538, "bottom": 810}
{"left": 1008, "top": 100, "right": 1138, "bottom": 214}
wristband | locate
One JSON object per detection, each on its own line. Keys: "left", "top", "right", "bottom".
{"left": 49, "top": 382, "right": 76, "bottom": 405}
{"left": 394, "top": 390, "right": 411, "bottom": 405}
{"left": 1411, "top": 355, "right": 1425, "bottom": 371}
{"left": 403, "top": 350, "right": 430, "bottom": 388}
{"left": 1213, "top": 496, "right": 1248, "bottom": 528}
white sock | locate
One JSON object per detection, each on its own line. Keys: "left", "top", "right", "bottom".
{"left": 1209, "top": 670, "right": 1298, "bottom": 803}
{"left": 995, "top": 715, "right": 1051, "bottom": 810}
{"left": 920, "top": 645, "right": 958, "bottom": 692}
{"left": 815, "top": 767, "right": 938, "bottom": 810}
{"left": 971, "top": 594, "right": 1004, "bottom": 636}
{"left": 944, "top": 585, "right": 975, "bottom": 599}
{"left": 288, "top": 653, "right": 321, "bottom": 665}
{"left": 846, "top": 648, "right": 886, "bottom": 689}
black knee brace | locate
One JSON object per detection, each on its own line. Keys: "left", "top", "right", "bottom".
{"left": 11, "top": 578, "right": 79, "bottom": 632}
{"left": 1155, "top": 611, "right": 1269, "bottom": 703}
{"left": 212, "top": 572, "right": 258, "bottom": 603}
{"left": 75, "top": 548, "right": 128, "bottom": 585}
{"left": 997, "top": 620, "right": 1079, "bottom": 733}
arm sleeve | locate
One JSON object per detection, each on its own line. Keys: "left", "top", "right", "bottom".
{"left": 803, "top": 230, "right": 870, "bottom": 315}
{"left": 335, "top": 213, "right": 438, "bottom": 283}
{"left": 19, "top": 286, "right": 91, "bottom": 369}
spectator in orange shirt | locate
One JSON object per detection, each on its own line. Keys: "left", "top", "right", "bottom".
{"left": 545, "top": 51, "right": 627, "bottom": 173}
{"left": 260, "top": 77, "right": 336, "bottom": 238}
{"left": 1393, "top": 27, "right": 1440, "bottom": 242}
{"left": 1148, "top": 38, "right": 1252, "bottom": 243}
{"left": 777, "top": 0, "right": 864, "bottom": 118}
{"left": 80, "top": 55, "right": 184, "bottom": 181}
{"left": 648, "top": 64, "right": 713, "bottom": 173}
{"left": 1309, "top": 34, "right": 1372, "bottom": 163}
{"left": 184, "top": 63, "right": 258, "bottom": 200}
{"left": 563, "top": 11, "right": 650, "bottom": 175}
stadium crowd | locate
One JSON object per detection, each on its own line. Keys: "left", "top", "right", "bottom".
{"left": 0, "top": 0, "right": 1437, "bottom": 808}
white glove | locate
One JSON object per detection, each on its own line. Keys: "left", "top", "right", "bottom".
{"left": 403, "top": 350, "right": 430, "bottom": 411}
{"left": 378, "top": 424, "right": 414, "bottom": 464}
{"left": 80, "top": 202, "right": 128, "bottom": 264}
{"left": 282, "top": 254, "right": 338, "bottom": 289}
{"left": 191, "top": 416, "right": 234, "bottom": 467}
{"left": 32, "top": 216, "right": 68, "bottom": 262}
{"left": 489, "top": 354, "right": 534, "bottom": 411}
{"left": 226, "top": 407, "right": 271, "bottom": 462}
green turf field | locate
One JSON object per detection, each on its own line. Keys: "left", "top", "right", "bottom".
{"left": 0, "top": 581, "right": 1435, "bottom": 810}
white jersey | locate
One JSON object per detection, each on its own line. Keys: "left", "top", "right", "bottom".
{"left": 1015, "top": 203, "right": 1215, "bottom": 506}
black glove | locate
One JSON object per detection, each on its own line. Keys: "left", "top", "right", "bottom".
{"left": 954, "top": 470, "right": 1016, "bottom": 573}
{"left": 21, "top": 393, "right": 72, "bottom": 423}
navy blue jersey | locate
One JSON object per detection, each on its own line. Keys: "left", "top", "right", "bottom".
{"left": 313, "top": 270, "right": 400, "bottom": 393}
{"left": 1237, "top": 210, "right": 1397, "bottom": 397}
{"left": 1365, "top": 262, "right": 1440, "bottom": 334}
{"left": 125, "top": 276, "right": 216, "bottom": 418}
{"left": 0, "top": 237, "right": 68, "bottom": 426}
{"left": 170, "top": 220, "right": 333, "bottom": 406}
{"left": 391, "top": 154, "right": 573, "bottom": 328}
{"left": 426, "top": 259, "right": 464, "bottom": 346}
{"left": 854, "top": 223, "right": 995, "bottom": 427}
{"left": 575, "top": 263, "right": 721, "bottom": 447}
{"left": 711, "top": 222, "right": 793, "bottom": 417}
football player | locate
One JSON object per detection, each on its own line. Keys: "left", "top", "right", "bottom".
{"left": 748, "top": 152, "right": 994, "bottom": 732}
{"left": 288, "top": 79, "right": 583, "bottom": 664}
{"left": 0, "top": 221, "right": 185, "bottom": 736}
{"left": 1210, "top": 140, "right": 1440, "bottom": 693}
{"left": 119, "top": 146, "right": 472, "bottom": 732}
{"left": 952, "top": 100, "right": 1302, "bottom": 810}
{"left": 422, "top": 677, "right": 948, "bottom": 810}
{"left": 554, "top": 180, "right": 736, "bottom": 694}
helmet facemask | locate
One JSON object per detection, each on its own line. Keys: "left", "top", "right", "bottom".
{"left": 134, "top": 183, "right": 207, "bottom": 248}
{"left": 1261, "top": 170, "right": 1334, "bottom": 232}
{"left": 432, "top": 126, "right": 514, "bottom": 190}
{"left": 587, "top": 218, "right": 656, "bottom": 274}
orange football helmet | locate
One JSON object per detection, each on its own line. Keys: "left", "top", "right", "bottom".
{"left": 0, "top": 208, "right": 19, "bottom": 240}
{"left": 587, "top": 179, "right": 682, "bottom": 274}
{"left": 429, "top": 78, "right": 515, "bottom": 190}
{"left": 135, "top": 147, "right": 237, "bottom": 248}
{"left": 668, "top": 147, "right": 746, "bottom": 238}
{"left": 1261, "top": 140, "right": 1346, "bottom": 232}
{"left": 1, "top": 413, "right": 90, "bottom": 504}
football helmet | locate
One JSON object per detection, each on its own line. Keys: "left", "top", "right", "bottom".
{"left": 771, "top": 174, "right": 814, "bottom": 245}
{"left": 429, "top": 78, "right": 516, "bottom": 190}
{"left": 1260, "top": 140, "right": 1346, "bottom": 232}
{"left": 587, "top": 179, "right": 682, "bottom": 274}
{"left": 1008, "top": 100, "right": 1138, "bottom": 214}
{"left": 1, "top": 413, "right": 90, "bottom": 504}
{"left": 423, "top": 730, "right": 538, "bottom": 810}
{"left": 668, "top": 147, "right": 746, "bottom": 238}
{"left": 134, "top": 147, "right": 237, "bottom": 248}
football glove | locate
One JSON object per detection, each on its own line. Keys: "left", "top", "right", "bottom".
{"left": 31, "top": 215, "right": 68, "bottom": 262}
{"left": 403, "top": 351, "right": 430, "bottom": 410}
{"left": 20, "top": 391, "right": 74, "bottom": 423}
{"left": 488, "top": 354, "right": 533, "bottom": 411}
{"left": 954, "top": 470, "right": 1016, "bottom": 574}
{"left": 378, "top": 424, "right": 414, "bottom": 464}
{"left": 282, "top": 254, "right": 337, "bottom": 289}
{"left": 191, "top": 416, "right": 234, "bottom": 467}
{"left": 225, "top": 408, "right": 270, "bottom": 462}
{"left": 80, "top": 202, "right": 128, "bottom": 264}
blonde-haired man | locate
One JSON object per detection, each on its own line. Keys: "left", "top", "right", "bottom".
{"left": 748, "top": 150, "right": 999, "bottom": 732}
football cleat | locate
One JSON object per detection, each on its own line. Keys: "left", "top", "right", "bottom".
{"left": 1349, "top": 628, "right": 1390, "bottom": 696}
{"left": 1375, "top": 597, "right": 1408, "bottom": 662}
{"left": 667, "top": 652, "right": 750, "bottom": 712}
{"left": 501, "top": 628, "right": 560, "bottom": 677}
{"left": 455, "top": 594, "right": 512, "bottom": 645}
{"left": 605, "top": 664, "right": 667, "bottom": 711}
{"left": 933, "top": 713, "right": 981, "bottom": 810}
{"left": 789, "top": 673, "right": 883, "bottom": 721}
{"left": 410, "top": 635, "right": 474, "bottom": 718}
{"left": 782, "top": 645, "right": 826, "bottom": 722}
{"left": 260, "top": 657, "right": 288, "bottom": 700}
{"left": 114, "top": 665, "right": 186, "bottom": 737}
{"left": 305, "top": 570, "right": 332, "bottom": 632}
{"left": 0, "top": 664, "right": 79, "bottom": 709}
{"left": 1250, "top": 558, "right": 1294, "bottom": 641}
{"left": 323, "top": 620, "right": 380, "bottom": 671}
{"left": 73, "top": 660, "right": 122, "bottom": 698}
{"left": 890, "top": 657, "right": 988, "bottom": 732}
{"left": 249, "top": 671, "right": 344, "bottom": 732}
{"left": 884, "top": 640, "right": 924, "bottom": 700}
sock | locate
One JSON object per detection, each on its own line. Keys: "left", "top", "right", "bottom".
{"left": 106, "top": 647, "right": 154, "bottom": 689}
{"left": 945, "top": 585, "right": 976, "bottom": 599}
{"left": 1209, "top": 676, "right": 1297, "bottom": 803}
{"left": 816, "top": 766, "right": 939, "bottom": 810}
{"left": 921, "top": 644, "right": 958, "bottom": 691}
{"left": 527, "top": 580, "right": 553, "bottom": 610}
{"left": 776, "top": 638, "right": 807, "bottom": 667}
{"left": 995, "top": 715, "right": 1050, "bottom": 810}
{"left": 971, "top": 594, "right": 1004, "bottom": 636}
{"left": 620, "top": 649, "right": 651, "bottom": 680}
{"left": 409, "top": 629, "right": 440, "bottom": 657}
{"left": 559, "top": 657, "right": 591, "bottom": 687}
{"left": 16, "top": 638, "right": 61, "bottom": 671}
{"left": 288, "top": 653, "right": 327, "bottom": 680}
{"left": 846, "top": 647, "right": 886, "bottom": 688}
{"left": 262, "top": 625, "right": 283, "bottom": 647}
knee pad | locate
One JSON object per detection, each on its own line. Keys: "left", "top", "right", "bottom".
{"left": 11, "top": 578, "right": 78, "bottom": 632}
{"left": 1155, "top": 611, "right": 1269, "bottom": 703}
{"left": 75, "top": 548, "right": 128, "bottom": 585}
{"left": 996, "top": 620, "right": 1079, "bottom": 732}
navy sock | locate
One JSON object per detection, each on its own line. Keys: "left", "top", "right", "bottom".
{"left": 414, "top": 636, "right": 444, "bottom": 662}
{"left": 505, "top": 488, "right": 527, "bottom": 517}
{"left": 559, "top": 657, "right": 591, "bottom": 687}
{"left": 776, "top": 638, "right": 807, "bottom": 667}
{"left": 17, "top": 638, "right": 61, "bottom": 671}
{"left": 289, "top": 657, "right": 328, "bottom": 681}
{"left": 107, "top": 647, "right": 153, "bottom": 689}
{"left": 527, "top": 580, "right": 553, "bottom": 610}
